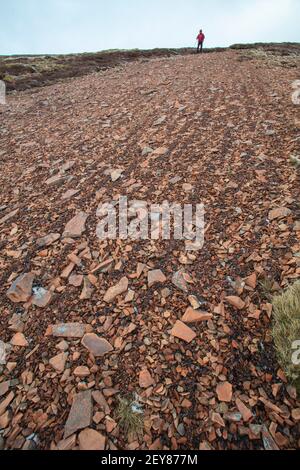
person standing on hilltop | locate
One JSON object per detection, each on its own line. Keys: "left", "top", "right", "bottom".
{"left": 196, "top": 29, "right": 205, "bottom": 53}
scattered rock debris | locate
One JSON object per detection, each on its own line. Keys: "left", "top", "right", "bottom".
{"left": 0, "top": 48, "right": 300, "bottom": 451}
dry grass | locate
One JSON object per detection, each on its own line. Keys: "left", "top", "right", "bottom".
{"left": 272, "top": 281, "right": 300, "bottom": 390}
{"left": 116, "top": 395, "right": 144, "bottom": 439}
{"left": 259, "top": 276, "right": 276, "bottom": 301}
{"left": 244, "top": 49, "right": 300, "bottom": 68}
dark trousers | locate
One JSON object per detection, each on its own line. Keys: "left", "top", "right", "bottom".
{"left": 197, "top": 41, "right": 203, "bottom": 53}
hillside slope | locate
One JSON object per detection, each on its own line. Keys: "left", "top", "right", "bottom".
{"left": 1, "top": 42, "right": 299, "bottom": 92}
{"left": 0, "top": 48, "right": 300, "bottom": 450}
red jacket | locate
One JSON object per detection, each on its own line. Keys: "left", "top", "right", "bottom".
{"left": 197, "top": 33, "right": 205, "bottom": 42}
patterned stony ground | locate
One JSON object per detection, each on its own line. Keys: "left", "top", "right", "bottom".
{"left": 0, "top": 50, "right": 300, "bottom": 450}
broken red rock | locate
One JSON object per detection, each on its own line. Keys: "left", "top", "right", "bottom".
{"left": 136, "top": 262, "right": 146, "bottom": 279}
{"left": 188, "top": 295, "right": 201, "bottom": 310}
{"left": 245, "top": 273, "right": 257, "bottom": 289}
{"left": 10, "top": 332, "right": 28, "bottom": 347}
{"left": 64, "top": 390, "right": 93, "bottom": 439}
{"left": 0, "top": 410, "right": 10, "bottom": 429}
{"left": 81, "top": 333, "right": 113, "bottom": 357}
{"left": 68, "top": 274, "right": 84, "bottom": 287}
{"left": 49, "top": 352, "right": 68, "bottom": 373}
{"left": 8, "top": 314, "right": 24, "bottom": 333}
{"left": 63, "top": 212, "right": 88, "bottom": 238}
{"left": 0, "top": 380, "right": 10, "bottom": 397}
{"left": 216, "top": 382, "right": 233, "bottom": 402}
{"left": 80, "top": 276, "right": 94, "bottom": 300}
{"left": 60, "top": 160, "right": 75, "bottom": 173}
{"left": 103, "top": 277, "right": 128, "bottom": 303}
{"left": 291, "top": 408, "right": 300, "bottom": 422}
{"left": 46, "top": 323, "right": 88, "bottom": 338}
{"left": 56, "top": 340, "right": 69, "bottom": 351}
{"left": 61, "top": 189, "right": 80, "bottom": 200}
{"left": 1, "top": 46, "right": 300, "bottom": 452}
{"left": 148, "top": 269, "right": 167, "bottom": 288}
{"left": 225, "top": 296, "right": 245, "bottom": 310}
{"left": 0, "top": 391, "right": 15, "bottom": 416}
{"left": 36, "top": 233, "right": 60, "bottom": 248}
{"left": 45, "top": 174, "right": 67, "bottom": 186}
{"left": 124, "top": 289, "right": 135, "bottom": 303}
{"left": 236, "top": 397, "right": 253, "bottom": 422}
{"left": 110, "top": 169, "right": 124, "bottom": 182}
{"left": 78, "top": 428, "right": 106, "bottom": 450}
{"left": 182, "top": 308, "right": 212, "bottom": 323}
{"left": 74, "top": 366, "right": 90, "bottom": 378}
{"left": 56, "top": 435, "right": 77, "bottom": 451}
{"left": 61, "top": 262, "right": 75, "bottom": 279}
{"left": 171, "top": 320, "right": 196, "bottom": 343}
{"left": 182, "top": 183, "right": 193, "bottom": 192}
{"left": 211, "top": 412, "right": 225, "bottom": 427}
{"left": 90, "top": 258, "right": 114, "bottom": 274}
{"left": 6, "top": 273, "right": 34, "bottom": 303}
{"left": 268, "top": 207, "right": 292, "bottom": 221}
{"left": 105, "top": 417, "right": 117, "bottom": 433}
{"left": 139, "top": 369, "right": 155, "bottom": 388}
{"left": 92, "top": 391, "right": 110, "bottom": 414}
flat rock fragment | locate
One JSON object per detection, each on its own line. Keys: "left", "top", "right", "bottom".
{"left": 7, "top": 273, "right": 34, "bottom": 303}
{"left": 103, "top": 277, "right": 128, "bottom": 303}
{"left": 63, "top": 212, "right": 88, "bottom": 238}
{"left": 64, "top": 391, "right": 93, "bottom": 439}
{"left": 171, "top": 320, "right": 196, "bottom": 343}
{"left": 81, "top": 333, "right": 113, "bottom": 357}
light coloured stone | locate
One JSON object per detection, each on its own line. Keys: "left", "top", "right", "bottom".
{"left": 148, "top": 270, "right": 167, "bottom": 288}
{"left": 81, "top": 333, "right": 113, "bottom": 357}
{"left": 182, "top": 308, "right": 212, "bottom": 323}
{"left": 49, "top": 352, "right": 68, "bottom": 373}
{"left": 172, "top": 271, "right": 188, "bottom": 293}
{"left": 32, "top": 287, "right": 52, "bottom": 308}
{"left": 68, "top": 274, "right": 83, "bottom": 287}
{"left": 11, "top": 333, "right": 28, "bottom": 347}
{"left": 0, "top": 340, "right": 11, "bottom": 365}
{"left": 171, "top": 321, "right": 196, "bottom": 343}
{"left": 78, "top": 428, "right": 106, "bottom": 450}
{"left": 63, "top": 212, "right": 88, "bottom": 238}
{"left": 61, "top": 189, "right": 80, "bottom": 200}
{"left": 80, "top": 277, "right": 93, "bottom": 300}
{"left": 47, "top": 323, "right": 87, "bottom": 338}
{"left": 104, "top": 277, "right": 128, "bottom": 303}
{"left": 74, "top": 366, "right": 90, "bottom": 378}
{"left": 139, "top": 369, "right": 154, "bottom": 388}
{"left": 225, "top": 296, "right": 245, "bottom": 310}
{"left": 269, "top": 207, "right": 292, "bottom": 221}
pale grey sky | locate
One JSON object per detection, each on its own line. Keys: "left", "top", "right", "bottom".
{"left": 1, "top": 0, "right": 299, "bottom": 55}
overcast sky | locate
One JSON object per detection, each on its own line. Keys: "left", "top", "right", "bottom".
{"left": 1, "top": 0, "right": 299, "bottom": 55}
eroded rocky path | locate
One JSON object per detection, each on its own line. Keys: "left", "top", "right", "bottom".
{"left": 0, "top": 50, "right": 300, "bottom": 450}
